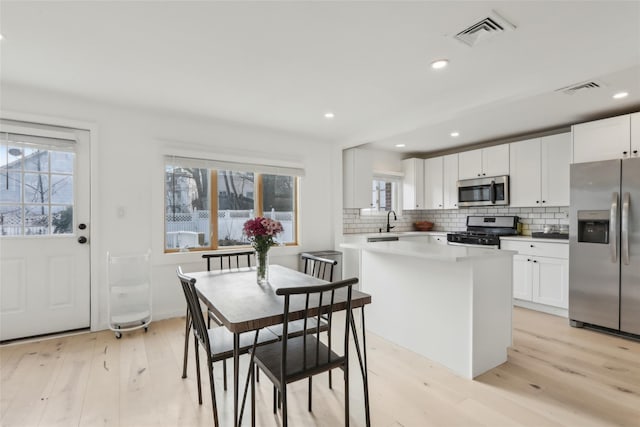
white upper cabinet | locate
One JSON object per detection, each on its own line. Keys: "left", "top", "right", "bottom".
{"left": 343, "top": 147, "right": 373, "bottom": 208}
{"left": 572, "top": 114, "right": 634, "bottom": 163}
{"left": 424, "top": 157, "right": 444, "bottom": 209}
{"left": 541, "top": 133, "right": 571, "bottom": 206}
{"left": 458, "top": 144, "right": 509, "bottom": 179}
{"left": 510, "top": 133, "right": 571, "bottom": 207}
{"left": 402, "top": 158, "right": 424, "bottom": 210}
{"left": 443, "top": 154, "right": 459, "bottom": 209}
{"left": 509, "top": 138, "right": 541, "bottom": 207}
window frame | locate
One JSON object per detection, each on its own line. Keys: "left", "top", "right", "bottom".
{"left": 164, "top": 161, "right": 300, "bottom": 253}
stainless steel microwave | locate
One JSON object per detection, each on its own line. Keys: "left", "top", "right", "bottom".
{"left": 457, "top": 175, "right": 509, "bottom": 207}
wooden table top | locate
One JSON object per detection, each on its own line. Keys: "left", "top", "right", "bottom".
{"left": 191, "top": 264, "right": 371, "bottom": 334}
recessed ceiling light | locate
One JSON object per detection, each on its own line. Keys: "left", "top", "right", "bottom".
{"left": 613, "top": 91, "right": 629, "bottom": 99}
{"left": 450, "top": 131, "right": 460, "bottom": 137}
{"left": 395, "top": 143, "right": 406, "bottom": 148}
{"left": 324, "top": 112, "right": 335, "bottom": 119}
{"left": 431, "top": 59, "right": 449, "bottom": 70}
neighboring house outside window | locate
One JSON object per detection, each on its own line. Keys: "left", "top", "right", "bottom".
{"left": 164, "top": 157, "right": 299, "bottom": 252}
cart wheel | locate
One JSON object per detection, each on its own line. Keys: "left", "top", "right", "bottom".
{"left": 115, "top": 331, "right": 122, "bottom": 339}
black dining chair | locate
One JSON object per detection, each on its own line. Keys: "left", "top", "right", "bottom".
{"left": 180, "top": 250, "right": 255, "bottom": 385}
{"left": 265, "top": 252, "right": 340, "bottom": 409}
{"left": 301, "top": 252, "right": 338, "bottom": 282}
{"left": 248, "top": 277, "right": 358, "bottom": 427}
{"left": 177, "top": 267, "right": 278, "bottom": 426}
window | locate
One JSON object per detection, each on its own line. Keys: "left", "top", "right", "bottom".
{"left": 164, "top": 156, "right": 300, "bottom": 252}
{"left": 361, "top": 174, "right": 401, "bottom": 215}
{"left": 0, "top": 133, "right": 75, "bottom": 236}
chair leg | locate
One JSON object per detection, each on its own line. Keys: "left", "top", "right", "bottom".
{"left": 194, "top": 336, "right": 202, "bottom": 405}
{"left": 207, "top": 355, "right": 220, "bottom": 427}
{"left": 251, "top": 362, "right": 256, "bottom": 427}
{"left": 308, "top": 377, "right": 312, "bottom": 412}
{"left": 282, "top": 384, "right": 288, "bottom": 427}
{"left": 273, "top": 386, "right": 277, "bottom": 414}
{"left": 182, "top": 308, "right": 190, "bottom": 379}
{"left": 328, "top": 369, "right": 332, "bottom": 389}
{"left": 344, "top": 363, "right": 350, "bottom": 426}
{"left": 256, "top": 365, "right": 260, "bottom": 382}
{"left": 223, "top": 359, "right": 227, "bottom": 391}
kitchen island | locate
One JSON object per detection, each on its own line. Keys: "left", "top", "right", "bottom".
{"left": 340, "top": 240, "right": 515, "bottom": 379}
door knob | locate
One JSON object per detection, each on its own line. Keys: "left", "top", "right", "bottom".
{"left": 78, "top": 236, "right": 88, "bottom": 244}
{"left": 79, "top": 223, "right": 87, "bottom": 230}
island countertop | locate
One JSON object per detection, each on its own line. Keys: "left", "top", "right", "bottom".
{"left": 340, "top": 240, "right": 516, "bottom": 262}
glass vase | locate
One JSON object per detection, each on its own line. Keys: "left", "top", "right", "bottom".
{"left": 256, "top": 249, "right": 269, "bottom": 285}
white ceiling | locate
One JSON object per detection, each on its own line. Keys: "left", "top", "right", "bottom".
{"left": 1, "top": 1, "right": 639, "bottom": 154}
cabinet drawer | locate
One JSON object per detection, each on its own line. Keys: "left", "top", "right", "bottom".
{"left": 501, "top": 240, "right": 568, "bottom": 258}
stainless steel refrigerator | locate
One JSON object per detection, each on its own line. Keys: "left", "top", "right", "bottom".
{"left": 569, "top": 157, "right": 640, "bottom": 335}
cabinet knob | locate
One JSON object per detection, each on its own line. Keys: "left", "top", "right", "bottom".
{"left": 536, "top": 201, "right": 540, "bottom": 204}
{"left": 527, "top": 258, "right": 531, "bottom": 262}
{"left": 477, "top": 173, "right": 481, "bottom": 177}
{"left": 542, "top": 200, "right": 546, "bottom": 203}
{"left": 533, "top": 260, "right": 538, "bottom": 263}
{"left": 623, "top": 151, "right": 628, "bottom": 155}
{"left": 482, "top": 173, "right": 486, "bottom": 176}
{"left": 530, "top": 244, "right": 534, "bottom": 248}
{"left": 634, "top": 150, "right": 638, "bottom": 155}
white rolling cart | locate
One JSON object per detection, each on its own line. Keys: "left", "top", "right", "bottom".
{"left": 107, "top": 249, "right": 152, "bottom": 339}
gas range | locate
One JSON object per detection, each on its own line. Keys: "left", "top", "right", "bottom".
{"left": 446, "top": 216, "right": 520, "bottom": 248}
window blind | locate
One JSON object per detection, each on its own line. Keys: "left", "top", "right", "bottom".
{"left": 166, "top": 155, "right": 305, "bottom": 177}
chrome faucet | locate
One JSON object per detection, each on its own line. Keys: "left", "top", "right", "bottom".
{"left": 386, "top": 210, "right": 397, "bottom": 232}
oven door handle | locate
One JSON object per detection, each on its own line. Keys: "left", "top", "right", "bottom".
{"left": 490, "top": 180, "right": 496, "bottom": 204}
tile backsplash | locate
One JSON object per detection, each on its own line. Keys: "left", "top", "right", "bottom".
{"left": 343, "top": 206, "right": 569, "bottom": 235}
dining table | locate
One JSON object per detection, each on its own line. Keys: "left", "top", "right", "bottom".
{"left": 191, "top": 264, "right": 372, "bottom": 427}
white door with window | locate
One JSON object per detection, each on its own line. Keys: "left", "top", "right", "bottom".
{"left": 0, "top": 122, "right": 91, "bottom": 341}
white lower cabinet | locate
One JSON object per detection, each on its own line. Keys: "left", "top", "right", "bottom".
{"left": 502, "top": 239, "right": 568, "bottom": 310}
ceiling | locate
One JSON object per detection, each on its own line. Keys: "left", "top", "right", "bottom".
{"left": 1, "top": 1, "right": 639, "bottom": 155}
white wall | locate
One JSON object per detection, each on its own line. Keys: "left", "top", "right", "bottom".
{"left": 1, "top": 83, "right": 338, "bottom": 330}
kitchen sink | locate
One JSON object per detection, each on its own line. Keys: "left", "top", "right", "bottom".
{"left": 366, "top": 235, "right": 399, "bottom": 242}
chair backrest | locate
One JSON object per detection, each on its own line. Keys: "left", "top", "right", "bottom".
{"left": 202, "top": 250, "right": 254, "bottom": 271}
{"left": 276, "top": 277, "right": 358, "bottom": 377}
{"left": 177, "top": 267, "right": 210, "bottom": 350}
{"left": 301, "top": 253, "right": 338, "bottom": 282}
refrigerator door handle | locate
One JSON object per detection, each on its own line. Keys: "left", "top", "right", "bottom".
{"left": 610, "top": 192, "right": 619, "bottom": 263}
{"left": 622, "top": 192, "right": 630, "bottom": 265}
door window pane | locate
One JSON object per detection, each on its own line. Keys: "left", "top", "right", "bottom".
{"left": 51, "top": 175, "right": 73, "bottom": 204}
{"left": 51, "top": 205, "right": 73, "bottom": 234}
{"left": 50, "top": 151, "right": 74, "bottom": 174}
{"left": 24, "top": 173, "right": 50, "bottom": 203}
{"left": 0, "top": 205, "right": 21, "bottom": 236}
{"left": 24, "top": 205, "right": 49, "bottom": 235}
{"left": 23, "top": 148, "right": 49, "bottom": 172}
{"left": 0, "top": 173, "right": 22, "bottom": 202}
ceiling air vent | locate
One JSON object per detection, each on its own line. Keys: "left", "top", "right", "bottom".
{"left": 556, "top": 81, "right": 603, "bottom": 95}
{"left": 454, "top": 11, "right": 516, "bottom": 47}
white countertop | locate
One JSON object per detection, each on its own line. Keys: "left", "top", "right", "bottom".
{"left": 344, "top": 231, "right": 447, "bottom": 238}
{"left": 340, "top": 240, "right": 516, "bottom": 262}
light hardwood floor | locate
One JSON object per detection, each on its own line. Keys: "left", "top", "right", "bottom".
{"left": 1, "top": 307, "right": 639, "bottom": 426}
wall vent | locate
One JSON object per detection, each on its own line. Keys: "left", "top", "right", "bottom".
{"left": 454, "top": 11, "right": 516, "bottom": 47}
{"left": 556, "top": 81, "right": 603, "bottom": 95}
